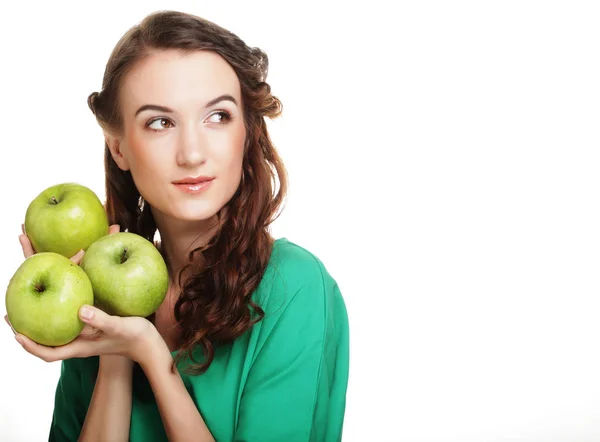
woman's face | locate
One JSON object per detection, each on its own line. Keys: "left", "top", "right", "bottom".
{"left": 107, "top": 49, "right": 246, "bottom": 223}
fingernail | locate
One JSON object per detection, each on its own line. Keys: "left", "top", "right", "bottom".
{"left": 80, "top": 306, "right": 94, "bottom": 320}
{"left": 15, "top": 335, "right": 24, "bottom": 345}
{"left": 21, "top": 224, "right": 24, "bottom": 234}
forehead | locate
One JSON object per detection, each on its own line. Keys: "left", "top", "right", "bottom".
{"left": 120, "top": 49, "right": 241, "bottom": 110}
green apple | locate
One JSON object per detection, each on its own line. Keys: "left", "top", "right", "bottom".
{"left": 24, "top": 182, "right": 109, "bottom": 258}
{"left": 5, "top": 252, "right": 94, "bottom": 346}
{"left": 80, "top": 232, "right": 169, "bottom": 317}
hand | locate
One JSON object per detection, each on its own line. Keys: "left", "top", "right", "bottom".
{"left": 9, "top": 223, "right": 161, "bottom": 364}
{"left": 6, "top": 305, "right": 159, "bottom": 365}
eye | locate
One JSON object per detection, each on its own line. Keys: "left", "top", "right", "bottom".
{"left": 146, "top": 118, "right": 174, "bottom": 132}
{"left": 206, "top": 111, "right": 231, "bottom": 125}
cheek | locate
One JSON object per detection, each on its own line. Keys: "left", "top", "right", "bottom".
{"left": 123, "top": 132, "right": 170, "bottom": 182}
{"left": 123, "top": 129, "right": 151, "bottom": 168}
{"left": 215, "top": 125, "right": 245, "bottom": 172}
{"left": 121, "top": 130, "right": 167, "bottom": 197}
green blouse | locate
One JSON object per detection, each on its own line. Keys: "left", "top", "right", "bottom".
{"left": 48, "top": 238, "right": 350, "bottom": 441}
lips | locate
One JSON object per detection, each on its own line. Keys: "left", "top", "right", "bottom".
{"left": 172, "top": 177, "right": 214, "bottom": 194}
{"left": 172, "top": 176, "right": 215, "bottom": 185}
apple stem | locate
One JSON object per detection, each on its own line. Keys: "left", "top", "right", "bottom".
{"left": 51, "top": 196, "right": 59, "bottom": 205}
{"left": 34, "top": 283, "right": 45, "bottom": 293}
{"left": 121, "top": 248, "right": 128, "bottom": 264}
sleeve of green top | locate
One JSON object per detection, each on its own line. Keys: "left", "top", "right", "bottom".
{"left": 234, "top": 251, "right": 350, "bottom": 442}
{"left": 48, "top": 358, "right": 86, "bottom": 442}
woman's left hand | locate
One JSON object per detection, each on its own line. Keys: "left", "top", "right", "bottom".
{"left": 6, "top": 305, "right": 159, "bottom": 365}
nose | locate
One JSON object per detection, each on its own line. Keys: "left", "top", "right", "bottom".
{"left": 175, "top": 123, "right": 207, "bottom": 167}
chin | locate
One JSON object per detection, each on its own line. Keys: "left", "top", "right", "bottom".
{"left": 172, "top": 208, "right": 220, "bottom": 223}
{"left": 167, "top": 200, "right": 225, "bottom": 223}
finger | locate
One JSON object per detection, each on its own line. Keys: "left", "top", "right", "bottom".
{"left": 70, "top": 249, "right": 85, "bottom": 265}
{"left": 79, "top": 305, "right": 118, "bottom": 335}
{"left": 21, "top": 223, "right": 25, "bottom": 234}
{"left": 19, "top": 234, "right": 35, "bottom": 258}
{"left": 4, "top": 315, "right": 16, "bottom": 335}
{"left": 108, "top": 224, "right": 120, "bottom": 235}
{"left": 15, "top": 333, "right": 62, "bottom": 362}
{"left": 78, "top": 324, "right": 102, "bottom": 338}
{"left": 15, "top": 333, "right": 93, "bottom": 362}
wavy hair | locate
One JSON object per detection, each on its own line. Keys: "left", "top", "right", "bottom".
{"left": 87, "top": 10, "right": 287, "bottom": 374}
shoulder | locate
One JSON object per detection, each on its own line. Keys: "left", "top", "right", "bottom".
{"left": 254, "top": 237, "right": 345, "bottom": 324}
{"left": 268, "top": 237, "right": 332, "bottom": 283}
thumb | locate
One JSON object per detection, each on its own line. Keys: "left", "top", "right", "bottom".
{"left": 70, "top": 249, "right": 85, "bottom": 265}
{"left": 79, "top": 305, "right": 117, "bottom": 334}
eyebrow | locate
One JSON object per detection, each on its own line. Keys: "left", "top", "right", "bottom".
{"left": 134, "top": 94, "right": 238, "bottom": 117}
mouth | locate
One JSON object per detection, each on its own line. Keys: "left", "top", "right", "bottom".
{"left": 172, "top": 176, "right": 215, "bottom": 185}
{"left": 172, "top": 177, "right": 215, "bottom": 194}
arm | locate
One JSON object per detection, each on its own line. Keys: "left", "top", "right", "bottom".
{"left": 78, "top": 355, "right": 134, "bottom": 442}
{"left": 19, "top": 304, "right": 211, "bottom": 442}
{"left": 139, "top": 333, "right": 215, "bottom": 442}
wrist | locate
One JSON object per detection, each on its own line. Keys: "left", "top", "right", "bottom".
{"left": 138, "top": 331, "right": 173, "bottom": 375}
{"left": 99, "top": 354, "right": 134, "bottom": 379}
{"left": 136, "top": 326, "right": 170, "bottom": 369}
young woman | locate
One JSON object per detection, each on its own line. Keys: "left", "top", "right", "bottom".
{"left": 9, "top": 9, "right": 349, "bottom": 442}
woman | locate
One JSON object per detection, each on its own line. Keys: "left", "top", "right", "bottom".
{"left": 9, "top": 9, "right": 349, "bottom": 442}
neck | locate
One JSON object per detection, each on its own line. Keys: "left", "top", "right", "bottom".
{"left": 151, "top": 209, "right": 221, "bottom": 282}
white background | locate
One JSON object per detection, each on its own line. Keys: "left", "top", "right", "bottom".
{"left": 1, "top": 1, "right": 599, "bottom": 441}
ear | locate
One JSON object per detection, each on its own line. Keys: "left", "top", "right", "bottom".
{"left": 104, "top": 131, "right": 130, "bottom": 171}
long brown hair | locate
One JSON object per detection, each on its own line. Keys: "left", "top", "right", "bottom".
{"left": 87, "top": 10, "right": 287, "bottom": 374}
